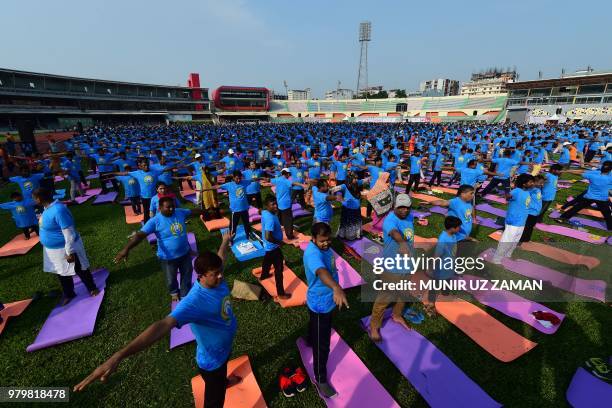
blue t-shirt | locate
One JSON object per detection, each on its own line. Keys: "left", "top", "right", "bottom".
{"left": 382, "top": 212, "right": 415, "bottom": 273}
{"left": 313, "top": 189, "right": 333, "bottom": 223}
{"left": 367, "top": 165, "right": 383, "bottom": 189}
{"left": 541, "top": 173, "right": 558, "bottom": 201}
{"left": 492, "top": 158, "right": 519, "bottom": 179}
{"left": 459, "top": 167, "right": 484, "bottom": 187}
{"left": 505, "top": 188, "right": 531, "bottom": 226}
{"left": 332, "top": 160, "right": 348, "bottom": 181}
{"left": 170, "top": 281, "right": 237, "bottom": 371}
{"left": 584, "top": 170, "right": 611, "bottom": 201}
{"left": 0, "top": 199, "right": 38, "bottom": 228}
{"left": 303, "top": 242, "right": 338, "bottom": 313}
{"left": 528, "top": 188, "right": 542, "bottom": 216}
{"left": 433, "top": 154, "right": 445, "bottom": 171}
{"left": 93, "top": 153, "right": 115, "bottom": 172}
{"left": 10, "top": 174, "right": 44, "bottom": 199}
{"left": 221, "top": 181, "right": 250, "bottom": 212}
{"left": 434, "top": 231, "right": 457, "bottom": 279}
{"left": 409, "top": 156, "right": 421, "bottom": 175}
{"left": 149, "top": 196, "right": 180, "bottom": 216}
{"left": 272, "top": 177, "right": 293, "bottom": 210}
{"left": 558, "top": 148, "right": 570, "bottom": 164}
{"left": 290, "top": 167, "right": 306, "bottom": 190}
{"left": 261, "top": 210, "right": 282, "bottom": 252}
{"left": 39, "top": 201, "right": 75, "bottom": 249}
{"left": 116, "top": 175, "right": 140, "bottom": 198}
{"left": 448, "top": 197, "right": 473, "bottom": 240}
{"left": 338, "top": 184, "right": 360, "bottom": 209}
{"left": 141, "top": 208, "right": 192, "bottom": 260}
{"left": 307, "top": 159, "right": 322, "bottom": 179}
{"left": 129, "top": 170, "right": 159, "bottom": 199}
{"left": 242, "top": 169, "right": 261, "bottom": 194}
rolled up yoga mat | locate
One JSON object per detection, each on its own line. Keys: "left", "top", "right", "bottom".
{"left": 297, "top": 329, "right": 400, "bottom": 407}
{"left": 361, "top": 311, "right": 501, "bottom": 408}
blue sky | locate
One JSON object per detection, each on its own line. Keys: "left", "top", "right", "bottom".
{"left": 2, "top": 0, "right": 611, "bottom": 97}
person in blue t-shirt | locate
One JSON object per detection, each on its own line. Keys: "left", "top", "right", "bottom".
{"left": 427, "top": 216, "right": 462, "bottom": 303}
{"left": 259, "top": 196, "right": 290, "bottom": 300}
{"left": 312, "top": 179, "right": 343, "bottom": 224}
{"left": 10, "top": 165, "right": 45, "bottom": 200}
{"left": 559, "top": 160, "right": 612, "bottom": 230}
{"left": 302, "top": 222, "right": 348, "bottom": 399}
{"left": 149, "top": 182, "right": 181, "bottom": 218}
{"left": 370, "top": 194, "right": 414, "bottom": 343}
{"left": 115, "top": 197, "right": 204, "bottom": 300}
{"left": 242, "top": 161, "right": 264, "bottom": 211}
{"left": 75, "top": 233, "right": 241, "bottom": 408}
{"left": 478, "top": 149, "right": 525, "bottom": 198}
{"left": 519, "top": 175, "right": 545, "bottom": 242}
{"left": 32, "top": 188, "right": 99, "bottom": 305}
{"left": 427, "top": 185, "right": 478, "bottom": 242}
{"left": 0, "top": 191, "right": 39, "bottom": 239}
{"left": 116, "top": 165, "right": 142, "bottom": 215}
{"left": 404, "top": 151, "right": 425, "bottom": 194}
{"left": 491, "top": 174, "right": 534, "bottom": 264}
{"left": 539, "top": 164, "right": 563, "bottom": 219}
{"left": 271, "top": 169, "right": 307, "bottom": 240}
{"left": 428, "top": 147, "right": 448, "bottom": 187}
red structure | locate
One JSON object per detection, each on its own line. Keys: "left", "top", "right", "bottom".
{"left": 212, "top": 86, "right": 270, "bottom": 111}
{"left": 187, "top": 73, "right": 204, "bottom": 111}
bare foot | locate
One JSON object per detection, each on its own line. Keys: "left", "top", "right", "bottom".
{"left": 226, "top": 375, "right": 242, "bottom": 388}
{"left": 391, "top": 315, "right": 412, "bottom": 330}
{"left": 277, "top": 293, "right": 291, "bottom": 300}
{"left": 369, "top": 327, "right": 382, "bottom": 342}
{"left": 90, "top": 289, "right": 100, "bottom": 296}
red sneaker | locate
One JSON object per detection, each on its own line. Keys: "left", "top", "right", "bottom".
{"left": 291, "top": 367, "right": 308, "bottom": 393}
{"left": 279, "top": 368, "right": 296, "bottom": 397}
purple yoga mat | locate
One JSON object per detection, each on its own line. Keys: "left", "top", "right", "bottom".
{"left": 292, "top": 203, "right": 311, "bottom": 218}
{"left": 331, "top": 249, "right": 365, "bottom": 289}
{"left": 92, "top": 191, "right": 118, "bottom": 204}
{"left": 484, "top": 195, "right": 507, "bottom": 204}
{"left": 535, "top": 223, "right": 606, "bottom": 244}
{"left": 182, "top": 193, "right": 197, "bottom": 204}
{"left": 481, "top": 249, "right": 606, "bottom": 302}
{"left": 360, "top": 312, "right": 501, "bottom": 408}
{"left": 566, "top": 367, "right": 612, "bottom": 407}
{"left": 248, "top": 206, "right": 261, "bottom": 223}
{"left": 297, "top": 330, "right": 400, "bottom": 408}
{"left": 344, "top": 237, "right": 381, "bottom": 265}
{"left": 475, "top": 204, "right": 506, "bottom": 218}
{"left": 430, "top": 206, "right": 502, "bottom": 229}
{"left": 170, "top": 300, "right": 195, "bottom": 349}
{"left": 548, "top": 211, "right": 606, "bottom": 231}
{"left": 85, "top": 173, "right": 99, "bottom": 180}
{"left": 461, "top": 274, "right": 565, "bottom": 334}
{"left": 27, "top": 269, "right": 109, "bottom": 352}
{"left": 412, "top": 210, "right": 431, "bottom": 218}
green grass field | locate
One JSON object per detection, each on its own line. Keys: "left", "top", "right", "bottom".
{"left": 0, "top": 174, "right": 609, "bottom": 408}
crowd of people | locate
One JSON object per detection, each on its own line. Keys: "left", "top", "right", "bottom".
{"left": 1, "top": 121, "right": 611, "bottom": 406}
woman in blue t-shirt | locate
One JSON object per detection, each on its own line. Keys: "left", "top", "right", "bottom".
{"left": 75, "top": 233, "right": 241, "bottom": 408}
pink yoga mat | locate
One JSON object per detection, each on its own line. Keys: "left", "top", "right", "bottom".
{"left": 535, "top": 223, "right": 607, "bottom": 244}
{"left": 475, "top": 203, "right": 506, "bottom": 218}
{"left": 461, "top": 274, "right": 565, "bottom": 334}
{"left": 548, "top": 211, "right": 606, "bottom": 231}
{"left": 361, "top": 312, "right": 501, "bottom": 408}
{"left": 27, "top": 269, "right": 109, "bottom": 352}
{"left": 297, "top": 330, "right": 400, "bottom": 408}
{"left": 430, "top": 206, "right": 502, "bottom": 229}
{"left": 298, "top": 242, "right": 365, "bottom": 289}
{"left": 481, "top": 249, "right": 606, "bottom": 302}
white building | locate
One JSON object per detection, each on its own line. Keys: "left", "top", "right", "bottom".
{"left": 461, "top": 70, "right": 517, "bottom": 96}
{"left": 419, "top": 79, "right": 459, "bottom": 96}
{"left": 287, "top": 88, "right": 312, "bottom": 100}
{"left": 325, "top": 88, "right": 355, "bottom": 99}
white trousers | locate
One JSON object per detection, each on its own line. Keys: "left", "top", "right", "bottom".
{"left": 492, "top": 224, "right": 524, "bottom": 262}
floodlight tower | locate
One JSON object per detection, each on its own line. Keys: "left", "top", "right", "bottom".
{"left": 356, "top": 21, "right": 371, "bottom": 98}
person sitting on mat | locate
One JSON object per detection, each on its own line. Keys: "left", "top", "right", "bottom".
{"left": 0, "top": 191, "right": 39, "bottom": 239}
{"left": 369, "top": 193, "right": 414, "bottom": 343}
{"left": 491, "top": 173, "right": 534, "bottom": 264}
{"left": 32, "top": 188, "right": 99, "bottom": 305}
{"left": 302, "top": 222, "right": 348, "bottom": 399}
{"left": 75, "top": 232, "right": 241, "bottom": 408}
{"left": 260, "top": 195, "right": 291, "bottom": 300}
{"left": 114, "top": 197, "right": 205, "bottom": 302}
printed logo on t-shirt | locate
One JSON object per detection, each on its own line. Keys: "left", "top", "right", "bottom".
{"left": 23, "top": 181, "right": 33, "bottom": 191}
{"left": 169, "top": 222, "right": 184, "bottom": 236}
{"left": 525, "top": 196, "right": 531, "bottom": 208}
{"left": 220, "top": 296, "right": 233, "bottom": 322}
{"left": 128, "top": 179, "right": 137, "bottom": 185}
{"left": 464, "top": 208, "right": 472, "bottom": 222}
{"left": 16, "top": 206, "right": 26, "bottom": 214}
{"left": 314, "top": 162, "right": 320, "bottom": 167}
{"left": 403, "top": 227, "right": 414, "bottom": 242}
{"left": 229, "top": 160, "right": 235, "bottom": 167}
{"left": 144, "top": 175, "right": 154, "bottom": 184}
{"left": 536, "top": 191, "right": 541, "bottom": 200}
{"left": 235, "top": 187, "right": 244, "bottom": 198}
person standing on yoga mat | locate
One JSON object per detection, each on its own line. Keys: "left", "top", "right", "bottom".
{"left": 9, "top": 165, "right": 44, "bottom": 200}
{"left": 75, "top": 232, "right": 241, "bottom": 408}
{"left": 32, "top": 188, "right": 99, "bottom": 305}
{"left": 426, "top": 185, "right": 479, "bottom": 243}
{"left": 491, "top": 174, "right": 534, "bottom": 264}
{"left": 313, "top": 179, "right": 343, "bottom": 224}
{"left": 369, "top": 194, "right": 414, "bottom": 343}
{"left": 520, "top": 175, "right": 545, "bottom": 243}
{"left": 259, "top": 195, "right": 290, "bottom": 300}
{"left": 303, "top": 222, "right": 348, "bottom": 399}
{"left": 539, "top": 164, "right": 562, "bottom": 220}
{"left": 0, "top": 192, "right": 39, "bottom": 239}
{"left": 115, "top": 197, "right": 205, "bottom": 302}
{"left": 558, "top": 160, "right": 612, "bottom": 230}
{"left": 272, "top": 168, "right": 308, "bottom": 240}
{"left": 115, "top": 166, "right": 141, "bottom": 216}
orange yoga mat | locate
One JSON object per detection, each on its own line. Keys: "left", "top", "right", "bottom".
{"left": 488, "top": 231, "right": 601, "bottom": 269}
{"left": 410, "top": 193, "right": 441, "bottom": 203}
{"left": 201, "top": 217, "right": 230, "bottom": 232}
{"left": 430, "top": 186, "right": 458, "bottom": 195}
{"left": 0, "top": 235, "right": 40, "bottom": 257}
{"left": 191, "top": 355, "right": 266, "bottom": 408}
{"left": 360, "top": 206, "right": 368, "bottom": 218}
{"left": 414, "top": 235, "right": 437, "bottom": 251}
{"left": 252, "top": 266, "right": 307, "bottom": 307}
{"left": 180, "top": 180, "right": 196, "bottom": 197}
{"left": 124, "top": 206, "right": 144, "bottom": 224}
{"left": 0, "top": 299, "right": 32, "bottom": 335}
{"left": 435, "top": 296, "right": 537, "bottom": 362}
{"left": 555, "top": 204, "right": 603, "bottom": 219}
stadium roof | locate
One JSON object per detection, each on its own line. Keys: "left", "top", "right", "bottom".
{"left": 506, "top": 71, "right": 612, "bottom": 89}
